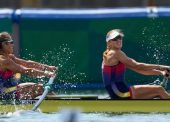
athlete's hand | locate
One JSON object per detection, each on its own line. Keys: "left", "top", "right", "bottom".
{"left": 45, "top": 71, "right": 56, "bottom": 78}
{"left": 163, "top": 69, "right": 170, "bottom": 78}
{"left": 48, "top": 66, "right": 58, "bottom": 72}
{"left": 159, "top": 65, "right": 170, "bottom": 71}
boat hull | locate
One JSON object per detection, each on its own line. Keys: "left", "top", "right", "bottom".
{"left": 1, "top": 100, "right": 170, "bottom": 113}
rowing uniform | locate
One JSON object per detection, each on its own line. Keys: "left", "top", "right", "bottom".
{"left": 0, "top": 69, "right": 19, "bottom": 99}
{"left": 102, "top": 62, "right": 132, "bottom": 99}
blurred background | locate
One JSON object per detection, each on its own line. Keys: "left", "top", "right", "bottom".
{"left": 0, "top": 0, "right": 170, "bottom": 95}
{"left": 0, "top": 0, "right": 170, "bottom": 8}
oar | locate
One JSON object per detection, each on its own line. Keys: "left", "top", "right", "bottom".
{"left": 32, "top": 75, "right": 56, "bottom": 111}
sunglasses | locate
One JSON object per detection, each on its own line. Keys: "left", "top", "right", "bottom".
{"left": 111, "top": 35, "right": 122, "bottom": 42}
{"left": 5, "top": 40, "right": 14, "bottom": 45}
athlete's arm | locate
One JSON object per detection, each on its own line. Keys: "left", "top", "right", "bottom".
{"left": 9, "top": 54, "right": 57, "bottom": 72}
{"left": 115, "top": 50, "right": 170, "bottom": 71}
{"left": 128, "top": 66, "right": 165, "bottom": 76}
{"left": 2, "top": 57, "right": 54, "bottom": 78}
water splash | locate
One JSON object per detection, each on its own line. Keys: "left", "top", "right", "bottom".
{"left": 40, "top": 44, "right": 87, "bottom": 92}
{"left": 0, "top": 110, "right": 41, "bottom": 119}
{"left": 140, "top": 19, "right": 170, "bottom": 64}
{"left": 20, "top": 44, "right": 87, "bottom": 93}
{"left": 139, "top": 18, "right": 170, "bottom": 89}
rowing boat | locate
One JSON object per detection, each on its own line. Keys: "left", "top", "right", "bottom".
{"left": 1, "top": 95, "right": 170, "bottom": 113}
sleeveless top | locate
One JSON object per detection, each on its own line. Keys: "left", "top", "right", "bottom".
{"left": 102, "top": 62, "right": 126, "bottom": 85}
{"left": 102, "top": 62, "right": 131, "bottom": 99}
{"left": 0, "top": 69, "right": 16, "bottom": 92}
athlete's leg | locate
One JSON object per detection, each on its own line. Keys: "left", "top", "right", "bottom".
{"left": 18, "top": 83, "right": 43, "bottom": 99}
{"left": 130, "top": 85, "right": 170, "bottom": 99}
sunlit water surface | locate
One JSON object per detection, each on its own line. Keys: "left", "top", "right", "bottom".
{"left": 1, "top": 110, "right": 170, "bottom": 122}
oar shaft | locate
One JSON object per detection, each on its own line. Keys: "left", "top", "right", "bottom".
{"left": 32, "top": 76, "right": 56, "bottom": 111}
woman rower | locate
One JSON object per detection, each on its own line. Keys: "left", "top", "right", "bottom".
{"left": 0, "top": 32, "right": 57, "bottom": 99}
{"left": 102, "top": 29, "right": 170, "bottom": 99}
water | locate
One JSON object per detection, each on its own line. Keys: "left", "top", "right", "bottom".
{"left": 1, "top": 110, "right": 170, "bottom": 122}
{"left": 21, "top": 44, "right": 89, "bottom": 94}
{"left": 140, "top": 18, "right": 170, "bottom": 65}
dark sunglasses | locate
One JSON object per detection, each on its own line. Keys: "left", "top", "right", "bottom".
{"left": 5, "top": 41, "right": 14, "bottom": 45}
{"left": 111, "top": 35, "right": 122, "bottom": 42}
